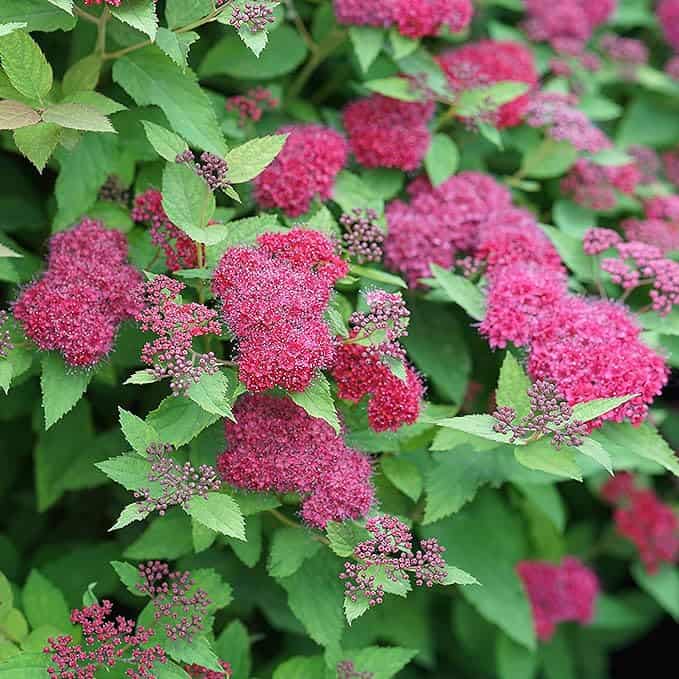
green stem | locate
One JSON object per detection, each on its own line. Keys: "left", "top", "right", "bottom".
{"left": 73, "top": 6, "right": 99, "bottom": 24}
{"left": 96, "top": 8, "right": 110, "bottom": 56}
{"left": 287, "top": 30, "right": 347, "bottom": 100}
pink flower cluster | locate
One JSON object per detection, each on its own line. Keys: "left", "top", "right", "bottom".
{"left": 524, "top": 93, "right": 610, "bottom": 152}
{"left": 225, "top": 87, "right": 278, "bottom": 126}
{"left": 14, "top": 218, "right": 141, "bottom": 367}
{"left": 620, "top": 196, "right": 679, "bottom": 253}
{"left": 333, "top": 0, "right": 473, "bottom": 38}
{"left": 517, "top": 557, "right": 599, "bottom": 641}
{"left": 132, "top": 189, "right": 199, "bottom": 272}
{"left": 600, "top": 33, "right": 648, "bottom": 79}
{"left": 523, "top": 0, "right": 616, "bottom": 54}
{"left": 185, "top": 662, "right": 232, "bottom": 679}
{"left": 133, "top": 276, "right": 221, "bottom": 395}
{"left": 666, "top": 56, "right": 679, "bottom": 80}
{"left": 44, "top": 600, "right": 165, "bottom": 679}
{"left": 343, "top": 94, "right": 435, "bottom": 171}
{"left": 339, "top": 515, "right": 448, "bottom": 607}
{"left": 664, "top": 149, "right": 679, "bottom": 187}
{"left": 224, "top": 0, "right": 277, "bottom": 32}
{"left": 253, "top": 125, "right": 348, "bottom": 217}
{"left": 218, "top": 394, "right": 374, "bottom": 528}
{"left": 176, "top": 150, "right": 230, "bottom": 192}
{"left": 437, "top": 41, "right": 538, "bottom": 128}
{"left": 658, "top": 0, "right": 679, "bottom": 51}
{"left": 136, "top": 561, "right": 211, "bottom": 642}
{"left": 601, "top": 473, "right": 679, "bottom": 573}
{"left": 628, "top": 145, "right": 661, "bottom": 185}
{"left": 213, "top": 228, "right": 347, "bottom": 393}
{"left": 561, "top": 158, "right": 640, "bottom": 210}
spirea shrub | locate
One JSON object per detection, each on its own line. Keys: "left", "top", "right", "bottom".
{"left": 0, "top": 2, "right": 678, "bottom": 679}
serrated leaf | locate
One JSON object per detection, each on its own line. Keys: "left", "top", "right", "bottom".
{"left": 110, "top": 503, "right": 149, "bottom": 531}
{"left": 349, "top": 263, "right": 407, "bottom": 289}
{"left": 146, "top": 396, "right": 221, "bottom": 447}
{"left": 364, "top": 77, "right": 421, "bottom": 102}
{"left": 124, "top": 513, "right": 193, "bottom": 559}
{"left": 289, "top": 374, "right": 340, "bottom": 434}
{"left": 0, "top": 1, "right": 75, "bottom": 32}
{"left": 443, "top": 565, "right": 479, "bottom": 586}
{"left": 124, "top": 368, "right": 160, "bottom": 385}
{"left": 110, "top": 0, "right": 158, "bottom": 40}
{"left": 22, "top": 570, "right": 70, "bottom": 633}
{"left": 349, "top": 25, "right": 384, "bottom": 73}
{"left": 381, "top": 456, "right": 422, "bottom": 501}
{"left": 119, "top": 408, "right": 159, "bottom": 454}
{"left": 142, "top": 120, "right": 188, "bottom": 161}
{"left": 47, "top": 0, "right": 73, "bottom": 13}
{"left": 110, "top": 561, "right": 144, "bottom": 596}
{"left": 61, "top": 54, "right": 101, "bottom": 97}
{"left": 0, "top": 30, "right": 52, "bottom": 104}
{"left": 326, "top": 520, "right": 371, "bottom": 557}
{"left": 238, "top": 25, "right": 268, "bottom": 57}
{"left": 155, "top": 27, "right": 198, "bottom": 71}
{"left": 575, "top": 438, "right": 612, "bottom": 474}
{"left": 40, "top": 354, "right": 92, "bottom": 429}
{"left": 514, "top": 440, "right": 582, "bottom": 481}
{"left": 224, "top": 134, "right": 287, "bottom": 184}
{"left": 95, "top": 454, "right": 151, "bottom": 491}
{"left": 430, "top": 414, "right": 515, "bottom": 444}
{"left": 429, "top": 264, "right": 485, "bottom": 319}
{"left": 186, "top": 493, "right": 246, "bottom": 541}
{"left": 571, "top": 394, "right": 637, "bottom": 424}
{"left": 424, "top": 133, "right": 459, "bottom": 186}
{"left": 187, "top": 370, "right": 236, "bottom": 419}
{"left": 0, "top": 100, "right": 39, "bottom": 129}
{"left": 496, "top": 353, "right": 531, "bottom": 420}
{"left": 267, "top": 528, "right": 322, "bottom": 578}
{"left": 42, "top": 103, "right": 115, "bottom": 133}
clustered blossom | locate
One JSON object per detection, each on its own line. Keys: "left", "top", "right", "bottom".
{"left": 225, "top": 87, "right": 278, "bottom": 125}
{"left": 601, "top": 473, "right": 679, "bottom": 573}
{"left": 132, "top": 189, "right": 199, "bottom": 271}
{"left": 561, "top": 158, "right": 640, "bottom": 210}
{"left": 343, "top": 95, "right": 435, "bottom": 171}
{"left": 333, "top": 0, "right": 473, "bottom": 38}
{"left": 621, "top": 196, "right": 679, "bottom": 253}
{"left": 98, "top": 175, "right": 130, "bottom": 206}
{"left": 341, "top": 208, "right": 384, "bottom": 263}
{"left": 83, "top": 0, "right": 122, "bottom": 6}
{"left": 524, "top": 93, "right": 610, "bottom": 152}
{"left": 340, "top": 515, "right": 447, "bottom": 608}
{"left": 253, "top": 125, "right": 348, "bottom": 216}
{"left": 218, "top": 394, "right": 374, "bottom": 528}
{"left": 0, "top": 310, "right": 12, "bottom": 358}
{"left": 437, "top": 41, "right": 538, "bottom": 128}
{"left": 582, "top": 227, "right": 622, "bottom": 255}
{"left": 13, "top": 218, "right": 141, "bottom": 366}
{"left": 44, "top": 600, "right": 165, "bottom": 679}
{"left": 176, "top": 150, "right": 230, "bottom": 192}
{"left": 517, "top": 557, "right": 599, "bottom": 641}
{"left": 628, "top": 145, "right": 661, "bottom": 184}
{"left": 213, "top": 228, "right": 347, "bottom": 392}
{"left": 349, "top": 290, "right": 410, "bottom": 358}
{"left": 134, "top": 443, "right": 222, "bottom": 516}
{"left": 337, "top": 661, "right": 373, "bottom": 679}
{"left": 185, "top": 662, "right": 232, "bottom": 679}
{"left": 600, "top": 33, "right": 648, "bottom": 79}
{"left": 221, "top": 0, "right": 277, "bottom": 32}
{"left": 663, "top": 149, "right": 679, "bottom": 187}
{"left": 658, "top": 0, "right": 679, "bottom": 51}
{"left": 523, "top": 0, "right": 616, "bottom": 54}
{"left": 133, "top": 276, "right": 220, "bottom": 395}
{"left": 492, "top": 379, "right": 588, "bottom": 447}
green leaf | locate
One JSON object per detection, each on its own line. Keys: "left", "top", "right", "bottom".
{"left": 514, "top": 440, "right": 582, "bottom": 481}
{"left": 325, "top": 520, "right": 371, "bottom": 557}
{"left": 94, "top": 454, "right": 151, "bottom": 491}
{"left": 110, "top": 503, "right": 149, "bottom": 531}
{"left": 165, "top": 0, "right": 211, "bottom": 29}
{"left": 216, "top": 620, "right": 251, "bottom": 679}
{"left": 21, "top": 570, "right": 70, "bottom": 632}
{"left": 164, "top": 635, "right": 222, "bottom": 671}
{"left": 110, "top": 561, "right": 144, "bottom": 596}
{"left": 344, "top": 646, "right": 418, "bottom": 679}
{"left": 42, "top": 103, "right": 115, "bottom": 133}
{"left": 161, "top": 162, "right": 216, "bottom": 244}
{"left": 381, "top": 456, "right": 422, "bottom": 502}
{"left": 40, "top": 354, "right": 92, "bottom": 429}
{"left": 155, "top": 27, "right": 198, "bottom": 72}
{"left": 277, "top": 549, "right": 345, "bottom": 648}
{"left": 0, "top": 362, "right": 11, "bottom": 394}
{"left": 0, "top": 572, "right": 13, "bottom": 616}
{"left": 631, "top": 563, "right": 679, "bottom": 620}
{"left": 575, "top": 438, "right": 612, "bottom": 474}
{"left": 192, "top": 518, "right": 217, "bottom": 553}
{"left": 424, "top": 133, "right": 459, "bottom": 187}
{"left": 333, "top": 170, "right": 384, "bottom": 213}
{"left": 226, "top": 514, "right": 262, "bottom": 567}
{"left": 61, "top": 54, "right": 101, "bottom": 96}
{"left": 423, "top": 490, "right": 536, "bottom": 649}
{"left": 119, "top": 407, "right": 159, "bottom": 454}
{"left": 273, "top": 657, "right": 326, "bottom": 679}
{"left": 430, "top": 414, "right": 515, "bottom": 445}
{"left": 390, "top": 28, "right": 419, "bottom": 59}
{"left": 141, "top": 120, "right": 188, "bottom": 161}
{"left": 151, "top": 661, "right": 192, "bottom": 679}
{"left": 267, "top": 528, "right": 322, "bottom": 578}
{"left": 588, "top": 147, "right": 631, "bottom": 167}
{"left": 455, "top": 82, "right": 529, "bottom": 116}
{"left": 0, "top": 100, "right": 39, "bottom": 129}
{"left": 124, "top": 368, "right": 159, "bottom": 385}
{"left": 538, "top": 224, "right": 594, "bottom": 281}
{"left": 124, "top": 512, "right": 193, "bottom": 559}
{"left": 496, "top": 632, "right": 538, "bottom": 679}
{"left": 571, "top": 394, "right": 637, "bottom": 424}
{"left": 0, "top": 30, "right": 52, "bottom": 104}
{"left": 224, "top": 134, "right": 288, "bottom": 184}
{"left": 61, "top": 90, "right": 126, "bottom": 115}
{"left": 113, "top": 47, "right": 226, "bottom": 156}
{"left": 443, "top": 566, "right": 479, "bottom": 586}
{"left": 638, "top": 309, "right": 679, "bottom": 335}
{"left": 186, "top": 493, "right": 246, "bottom": 541}
{"left": 364, "top": 77, "right": 421, "bottom": 102}
{"left": 0, "top": 23, "right": 26, "bottom": 38}
{"left": 0, "top": 653, "right": 50, "bottom": 678}
{"left": 552, "top": 199, "right": 595, "bottom": 238}
{"left": 349, "top": 26, "right": 384, "bottom": 73}
{"left": 237, "top": 25, "right": 269, "bottom": 57}
{"left": 429, "top": 264, "right": 485, "bottom": 319}
{"left": 47, "top": 0, "right": 73, "bottom": 14}
{"left": 110, "top": 0, "right": 158, "bottom": 40}
{"left": 200, "top": 25, "right": 308, "bottom": 80}
{"left": 146, "top": 396, "right": 221, "bottom": 447}
{"left": 514, "top": 483, "right": 565, "bottom": 532}
{"left": 289, "top": 374, "right": 341, "bottom": 434}
{"left": 348, "top": 263, "right": 406, "bottom": 289}
{"left": 187, "top": 370, "right": 236, "bottom": 419}
{"left": 0, "top": 1, "right": 75, "bottom": 32}
{"left": 496, "top": 353, "right": 531, "bottom": 420}
{"left": 520, "top": 139, "right": 577, "bottom": 179}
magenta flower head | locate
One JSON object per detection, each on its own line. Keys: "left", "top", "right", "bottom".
{"left": 561, "top": 158, "right": 640, "bottom": 210}
{"left": 343, "top": 94, "right": 435, "bottom": 171}
{"left": 13, "top": 218, "right": 141, "bottom": 367}
{"left": 658, "top": 0, "right": 679, "bottom": 50}
{"left": 218, "top": 394, "right": 374, "bottom": 528}
{"left": 437, "top": 41, "right": 538, "bottom": 128}
{"left": 213, "top": 228, "right": 347, "bottom": 393}
{"left": 253, "top": 124, "right": 348, "bottom": 217}
{"left": 185, "top": 662, "right": 232, "bottom": 679}
{"left": 517, "top": 557, "right": 599, "bottom": 641}
{"left": 583, "top": 227, "right": 623, "bottom": 255}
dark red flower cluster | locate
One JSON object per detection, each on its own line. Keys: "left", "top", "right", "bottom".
{"left": 561, "top": 158, "right": 640, "bottom": 210}
{"left": 253, "top": 125, "right": 348, "bottom": 216}
{"left": 225, "top": 87, "right": 278, "bottom": 126}
{"left": 437, "top": 41, "right": 538, "bottom": 128}
{"left": 334, "top": 0, "right": 473, "bottom": 38}
{"left": 132, "top": 189, "right": 199, "bottom": 272}
{"left": 133, "top": 276, "right": 221, "bottom": 395}
{"left": 14, "top": 218, "right": 141, "bottom": 367}
{"left": 136, "top": 561, "right": 211, "bottom": 642}
{"left": 340, "top": 515, "right": 447, "bottom": 607}
{"left": 218, "top": 394, "right": 374, "bottom": 528}
{"left": 664, "top": 149, "right": 679, "bottom": 186}
{"left": 343, "top": 94, "right": 435, "bottom": 171}
{"left": 213, "top": 228, "right": 347, "bottom": 393}
{"left": 185, "top": 662, "right": 232, "bottom": 679}
{"left": 523, "top": 0, "right": 616, "bottom": 54}
{"left": 658, "top": 0, "right": 679, "bottom": 51}
{"left": 601, "top": 473, "right": 679, "bottom": 573}
{"left": 225, "top": 0, "right": 277, "bottom": 32}
{"left": 517, "top": 557, "right": 599, "bottom": 641}
{"left": 44, "top": 600, "right": 165, "bottom": 679}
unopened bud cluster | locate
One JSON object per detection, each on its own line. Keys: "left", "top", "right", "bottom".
{"left": 176, "top": 150, "right": 230, "bottom": 192}
{"left": 341, "top": 208, "right": 384, "bottom": 263}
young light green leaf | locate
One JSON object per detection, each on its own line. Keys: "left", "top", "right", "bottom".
{"left": 455, "top": 82, "right": 529, "bottom": 116}
{"left": 349, "top": 25, "right": 384, "bottom": 73}
{"left": 349, "top": 263, "right": 407, "bottom": 289}
{"left": 381, "top": 456, "right": 423, "bottom": 502}
{"left": 0, "top": 653, "right": 51, "bottom": 678}
{"left": 429, "top": 414, "right": 514, "bottom": 444}
{"left": 186, "top": 493, "right": 246, "bottom": 541}
{"left": 325, "top": 520, "right": 372, "bottom": 558}
{"left": 514, "top": 440, "right": 582, "bottom": 481}
{"left": 47, "top": 0, "right": 73, "bottom": 13}
{"left": 424, "top": 133, "right": 459, "bottom": 187}
{"left": 119, "top": 407, "right": 159, "bottom": 454}
{"left": 142, "top": 120, "right": 188, "bottom": 161}
{"left": 390, "top": 27, "right": 419, "bottom": 59}
{"left": 443, "top": 565, "right": 479, "bottom": 586}
{"left": 61, "top": 54, "right": 101, "bottom": 96}
{"left": 496, "top": 353, "right": 531, "bottom": 420}
{"left": 110, "top": 0, "right": 158, "bottom": 40}
{"left": 187, "top": 370, "right": 236, "bottom": 419}
{"left": 94, "top": 454, "right": 152, "bottom": 491}
{"left": 238, "top": 25, "right": 268, "bottom": 57}
{"left": 571, "top": 394, "right": 637, "bottom": 423}
{"left": 224, "top": 134, "right": 288, "bottom": 184}
{"left": 429, "top": 264, "right": 485, "bottom": 319}
{"left": 0, "top": 100, "right": 39, "bottom": 129}
{"left": 267, "top": 528, "right": 322, "bottom": 579}
{"left": 110, "top": 503, "right": 149, "bottom": 531}
{"left": 22, "top": 570, "right": 70, "bottom": 632}
{"left": 289, "top": 374, "right": 341, "bottom": 434}
{"left": 41, "top": 354, "right": 92, "bottom": 429}
{"left": 0, "top": 22, "right": 27, "bottom": 37}
{"left": 124, "top": 368, "right": 160, "bottom": 385}
{"left": 110, "top": 561, "right": 145, "bottom": 596}
{"left": 364, "top": 77, "right": 422, "bottom": 102}
{"left": 0, "top": 30, "right": 53, "bottom": 103}
{"left": 155, "top": 27, "right": 198, "bottom": 71}
{"left": 575, "top": 438, "right": 613, "bottom": 474}
{"left": 42, "top": 103, "right": 115, "bottom": 133}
